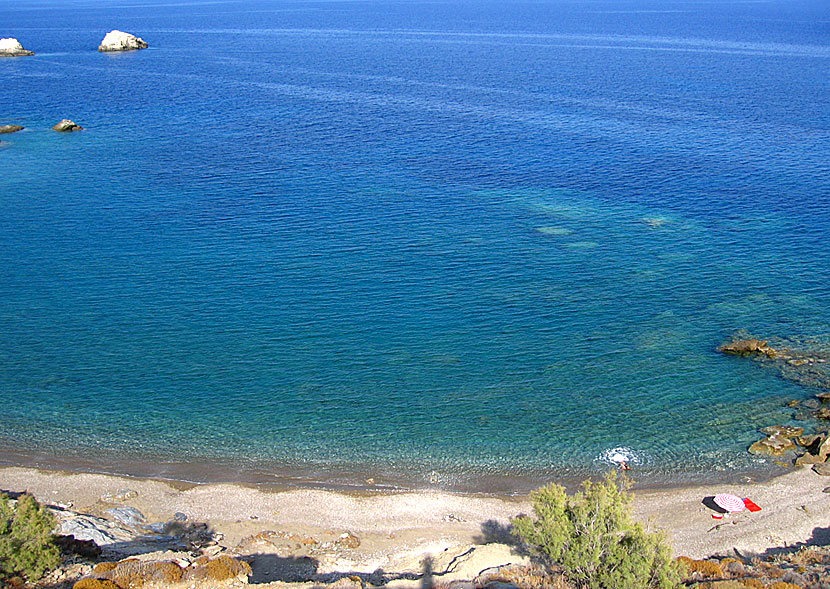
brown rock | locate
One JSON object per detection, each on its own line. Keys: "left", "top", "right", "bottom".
{"left": 812, "top": 463, "right": 830, "bottom": 476}
{"left": 816, "top": 392, "right": 830, "bottom": 404}
{"left": 814, "top": 408, "right": 830, "bottom": 420}
{"left": 748, "top": 434, "right": 796, "bottom": 456}
{"left": 718, "top": 339, "right": 776, "bottom": 357}
{"left": 796, "top": 433, "right": 824, "bottom": 448}
{"left": 0, "top": 125, "right": 23, "bottom": 134}
{"left": 795, "top": 453, "right": 826, "bottom": 466}
{"left": 53, "top": 119, "right": 83, "bottom": 132}
{"left": 336, "top": 531, "right": 361, "bottom": 549}
{"left": 760, "top": 425, "right": 804, "bottom": 439}
{"left": 73, "top": 580, "right": 121, "bottom": 589}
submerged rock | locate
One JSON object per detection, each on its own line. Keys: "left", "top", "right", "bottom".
{"left": 760, "top": 425, "right": 804, "bottom": 439}
{"left": 718, "top": 339, "right": 777, "bottom": 357}
{"left": 0, "top": 38, "right": 34, "bottom": 57}
{"left": 98, "top": 30, "right": 148, "bottom": 52}
{"left": 0, "top": 125, "right": 24, "bottom": 134}
{"left": 53, "top": 119, "right": 83, "bottom": 132}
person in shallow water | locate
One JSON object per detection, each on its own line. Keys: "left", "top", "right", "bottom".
{"left": 619, "top": 461, "right": 631, "bottom": 470}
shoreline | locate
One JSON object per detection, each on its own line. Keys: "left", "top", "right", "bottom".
{"left": 0, "top": 444, "right": 790, "bottom": 497}
{"left": 3, "top": 461, "right": 829, "bottom": 568}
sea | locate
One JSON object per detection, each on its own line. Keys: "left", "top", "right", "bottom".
{"left": 1, "top": 0, "right": 828, "bottom": 493}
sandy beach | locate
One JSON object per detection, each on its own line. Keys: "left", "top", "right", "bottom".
{"left": 2, "top": 464, "right": 829, "bottom": 586}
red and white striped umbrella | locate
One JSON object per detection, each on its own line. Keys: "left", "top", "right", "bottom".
{"left": 714, "top": 493, "right": 745, "bottom": 513}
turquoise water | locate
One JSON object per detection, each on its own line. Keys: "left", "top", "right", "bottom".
{"left": 1, "top": 0, "right": 829, "bottom": 489}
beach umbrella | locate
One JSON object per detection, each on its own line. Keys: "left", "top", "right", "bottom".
{"left": 714, "top": 493, "right": 745, "bottom": 513}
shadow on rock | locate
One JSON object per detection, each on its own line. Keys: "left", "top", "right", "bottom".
{"left": 247, "top": 553, "right": 320, "bottom": 584}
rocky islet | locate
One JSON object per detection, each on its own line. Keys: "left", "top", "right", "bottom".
{"left": 98, "top": 30, "right": 148, "bottom": 52}
{"left": 0, "top": 37, "right": 34, "bottom": 56}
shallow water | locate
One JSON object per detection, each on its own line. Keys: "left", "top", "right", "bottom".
{"left": 1, "top": 0, "right": 829, "bottom": 489}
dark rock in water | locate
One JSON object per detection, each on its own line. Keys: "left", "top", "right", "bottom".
{"left": 718, "top": 334, "right": 830, "bottom": 393}
{"left": 815, "top": 408, "right": 830, "bottom": 420}
{"left": 748, "top": 434, "right": 796, "bottom": 456}
{"left": 718, "top": 339, "right": 777, "bottom": 357}
{"left": 811, "top": 463, "right": 830, "bottom": 476}
{"left": 0, "top": 125, "right": 23, "bottom": 134}
{"left": 760, "top": 425, "right": 804, "bottom": 439}
{"left": 804, "top": 399, "right": 821, "bottom": 409}
{"left": 52, "top": 119, "right": 83, "bottom": 132}
{"left": 54, "top": 534, "right": 102, "bottom": 558}
{"left": 817, "top": 392, "right": 830, "bottom": 404}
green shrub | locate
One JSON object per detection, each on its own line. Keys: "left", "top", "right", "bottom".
{"left": 0, "top": 492, "right": 61, "bottom": 581}
{"left": 512, "top": 471, "right": 683, "bottom": 589}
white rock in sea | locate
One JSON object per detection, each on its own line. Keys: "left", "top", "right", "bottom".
{"left": 98, "top": 30, "right": 148, "bottom": 52}
{"left": 52, "top": 119, "right": 83, "bottom": 132}
{"left": 0, "top": 37, "right": 34, "bottom": 57}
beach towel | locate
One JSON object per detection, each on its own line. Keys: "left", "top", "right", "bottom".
{"left": 743, "top": 498, "right": 761, "bottom": 512}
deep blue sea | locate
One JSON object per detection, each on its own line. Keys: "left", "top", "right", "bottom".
{"left": 1, "top": 0, "right": 829, "bottom": 491}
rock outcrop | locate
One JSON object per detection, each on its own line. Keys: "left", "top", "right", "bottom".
{"left": 748, "top": 433, "right": 796, "bottom": 457}
{"left": 53, "top": 119, "right": 83, "bottom": 132}
{"left": 98, "top": 30, "right": 148, "bottom": 52}
{"left": 718, "top": 338, "right": 777, "bottom": 357}
{"left": 0, "top": 38, "right": 34, "bottom": 56}
{"left": 0, "top": 124, "right": 24, "bottom": 134}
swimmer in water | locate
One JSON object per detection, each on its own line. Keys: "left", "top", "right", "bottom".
{"left": 619, "top": 461, "right": 631, "bottom": 470}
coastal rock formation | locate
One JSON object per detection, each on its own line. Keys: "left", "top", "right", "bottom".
{"left": 53, "top": 119, "right": 83, "bottom": 132}
{"left": 0, "top": 38, "right": 34, "bottom": 56}
{"left": 812, "top": 463, "right": 830, "bottom": 476}
{"left": 718, "top": 338, "right": 777, "bottom": 357}
{"left": 760, "top": 425, "right": 803, "bottom": 439}
{"left": 74, "top": 554, "right": 251, "bottom": 588}
{"left": 720, "top": 333, "right": 830, "bottom": 393}
{"left": 98, "top": 30, "right": 148, "bottom": 52}
{"left": 0, "top": 124, "right": 24, "bottom": 134}
{"left": 748, "top": 434, "right": 796, "bottom": 456}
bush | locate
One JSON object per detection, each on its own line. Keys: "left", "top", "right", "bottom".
{"left": 0, "top": 492, "right": 61, "bottom": 581}
{"left": 512, "top": 471, "right": 683, "bottom": 589}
